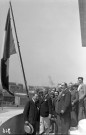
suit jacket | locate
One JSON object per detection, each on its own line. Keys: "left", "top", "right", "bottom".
{"left": 55, "top": 89, "right": 71, "bottom": 115}
{"left": 71, "top": 90, "right": 79, "bottom": 104}
{"left": 23, "top": 99, "right": 39, "bottom": 125}
{"left": 40, "top": 94, "right": 52, "bottom": 117}
{"left": 71, "top": 90, "right": 79, "bottom": 111}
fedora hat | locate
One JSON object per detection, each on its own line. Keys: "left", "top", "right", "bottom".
{"left": 24, "top": 122, "right": 34, "bottom": 134}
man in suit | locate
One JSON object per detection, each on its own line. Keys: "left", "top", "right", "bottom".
{"left": 69, "top": 84, "right": 79, "bottom": 128}
{"left": 23, "top": 93, "right": 39, "bottom": 135}
{"left": 55, "top": 82, "right": 71, "bottom": 135}
{"left": 77, "top": 77, "right": 86, "bottom": 121}
{"left": 39, "top": 88, "right": 52, "bottom": 135}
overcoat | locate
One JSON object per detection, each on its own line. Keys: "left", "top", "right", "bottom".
{"left": 23, "top": 99, "right": 39, "bottom": 135}
{"left": 55, "top": 89, "right": 71, "bottom": 135}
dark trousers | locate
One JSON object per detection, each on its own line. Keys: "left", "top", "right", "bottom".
{"left": 71, "top": 110, "right": 78, "bottom": 127}
{"left": 78, "top": 99, "right": 85, "bottom": 121}
{"left": 84, "top": 98, "right": 86, "bottom": 118}
{"left": 55, "top": 112, "right": 71, "bottom": 135}
{"left": 50, "top": 119, "right": 56, "bottom": 133}
{"left": 71, "top": 103, "right": 78, "bottom": 127}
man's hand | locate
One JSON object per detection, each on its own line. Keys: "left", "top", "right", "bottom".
{"left": 61, "top": 110, "right": 64, "bottom": 114}
{"left": 72, "top": 102, "right": 74, "bottom": 106}
{"left": 25, "top": 121, "right": 29, "bottom": 124}
{"left": 49, "top": 114, "right": 51, "bottom": 119}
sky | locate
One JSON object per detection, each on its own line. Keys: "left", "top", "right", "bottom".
{"left": 0, "top": 0, "right": 86, "bottom": 86}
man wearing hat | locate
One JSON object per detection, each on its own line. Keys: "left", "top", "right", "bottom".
{"left": 23, "top": 93, "right": 39, "bottom": 135}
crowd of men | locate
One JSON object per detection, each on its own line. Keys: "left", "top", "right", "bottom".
{"left": 23, "top": 77, "right": 86, "bottom": 135}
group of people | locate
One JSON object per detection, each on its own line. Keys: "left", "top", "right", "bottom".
{"left": 23, "top": 77, "right": 86, "bottom": 135}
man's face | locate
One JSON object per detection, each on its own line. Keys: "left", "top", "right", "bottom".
{"left": 68, "top": 83, "right": 73, "bottom": 88}
{"left": 58, "top": 85, "right": 62, "bottom": 92}
{"left": 55, "top": 92, "right": 59, "bottom": 97}
{"left": 78, "top": 79, "right": 83, "bottom": 85}
{"left": 43, "top": 89, "right": 48, "bottom": 96}
{"left": 61, "top": 83, "right": 65, "bottom": 90}
{"left": 39, "top": 91, "right": 43, "bottom": 98}
{"left": 50, "top": 92, "right": 54, "bottom": 98}
{"left": 34, "top": 94, "right": 39, "bottom": 101}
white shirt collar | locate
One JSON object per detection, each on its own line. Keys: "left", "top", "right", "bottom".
{"left": 32, "top": 98, "right": 35, "bottom": 103}
{"left": 78, "top": 83, "right": 83, "bottom": 91}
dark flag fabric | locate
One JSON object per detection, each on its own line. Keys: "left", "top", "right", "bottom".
{"left": 1, "top": 8, "right": 16, "bottom": 95}
{"left": 78, "top": 0, "right": 86, "bottom": 47}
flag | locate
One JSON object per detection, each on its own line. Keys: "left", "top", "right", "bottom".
{"left": 78, "top": 0, "right": 86, "bottom": 47}
{"left": 1, "top": 8, "right": 16, "bottom": 95}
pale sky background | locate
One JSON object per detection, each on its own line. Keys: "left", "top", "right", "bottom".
{"left": 0, "top": 0, "right": 86, "bottom": 86}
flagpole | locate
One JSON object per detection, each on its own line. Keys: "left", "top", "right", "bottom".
{"left": 9, "top": 1, "right": 29, "bottom": 96}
